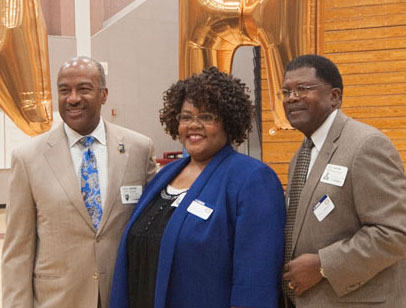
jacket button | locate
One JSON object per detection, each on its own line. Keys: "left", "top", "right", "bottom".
{"left": 92, "top": 272, "right": 99, "bottom": 280}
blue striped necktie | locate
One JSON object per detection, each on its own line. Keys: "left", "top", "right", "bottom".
{"left": 80, "top": 136, "right": 102, "bottom": 230}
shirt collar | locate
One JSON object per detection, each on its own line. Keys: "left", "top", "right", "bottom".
{"left": 64, "top": 117, "right": 106, "bottom": 148}
{"left": 310, "top": 109, "right": 338, "bottom": 152}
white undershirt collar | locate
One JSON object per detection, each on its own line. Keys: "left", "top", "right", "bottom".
{"left": 64, "top": 117, "right": 106, "bottom": 147}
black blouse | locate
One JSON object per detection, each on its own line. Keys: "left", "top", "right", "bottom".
{"left": 127, "top": 187, "right": 187, "bottom": 308}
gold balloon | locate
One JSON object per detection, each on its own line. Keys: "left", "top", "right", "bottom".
{"left": 179, "top": 0, "right": 313, "bottom": 129}
{"left": 0, "top": 0, "right": 52, "bottom": 136}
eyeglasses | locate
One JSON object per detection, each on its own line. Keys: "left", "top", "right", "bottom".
{"left": 176, "top": 113, "right": 218, "bottom": 125}
{"left": 277, "top": 84, "right": 327, "bottom": 100}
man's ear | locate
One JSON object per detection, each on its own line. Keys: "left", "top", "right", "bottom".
{"left": 330, "top": 88, "right": 342, "bottom": 109}
{"left": 101, "top": 88, "right": 108, "bottom": 104}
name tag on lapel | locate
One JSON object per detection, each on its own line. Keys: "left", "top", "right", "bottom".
{"left": 187, "top": 199, "right": 213, "bottom": 220}
{"left": 120, "top": 186, "right": 142, "bottom": 204}
{"left": 313, "top": 195, "right": 335, "bottom": 222}
{"left": 320, "top": 164, "right": 348, "bottom": 187}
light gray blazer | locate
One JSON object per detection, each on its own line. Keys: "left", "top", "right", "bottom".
{"left": 2, "top": 121, "right": 157, "bottom": 308}
{"left": 286, "top": 110, "right": 406, "bottom": 308}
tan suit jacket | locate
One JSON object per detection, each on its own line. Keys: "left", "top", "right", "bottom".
{"left": 286, "top": 110, "right": 406, "bottom": 307}
{"left": 1, "top": 121, "right": 157, "bottom": 308}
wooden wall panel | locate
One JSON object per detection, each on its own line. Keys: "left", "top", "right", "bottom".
{"left": 262, "top": 0, "right": 406, "bottom": 187}
{"left": 345, "top": 84, "right": 405, "bottom": 96}
{"left": 324, "top": 38, "right": 406, "bottom": 53}
{"left": 324, "top": 26, "right": 406, "bottom": 42}
{"left": 343, "top": 72, "right": 406, "bottom": 85}
{"left": 338, "top": 61, "right": 406, "bottom": 74}
{"left": 325, "top": 0, "right": 405, "bottom": 7}
{"left": 325, "top": 4, "right": 406, "bottom": 20}
{"left": 343, "top": 95, "right": 405, "bottom": 108}
{"left": 328, "top": 50, "right": 406, "bottom": 63}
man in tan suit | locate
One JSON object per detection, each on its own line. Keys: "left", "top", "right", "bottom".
{"left": 281, "top": 54, "right": 406, "bottom": 307}
{"left": 1, "top": 57, "right": 157, "bottom": 308}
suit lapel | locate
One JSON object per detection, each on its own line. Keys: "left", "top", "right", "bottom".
{"left": 44, "top": 124, "right": 94, "bottom": 230}
{"left": 154, "top": 145, "right": 234, "bottom": 308}
{"left": 97, "top": 122, "right": 129, "bottom": 234}
{"left": 291, "top": 111, "right": 349, "bottom": 256}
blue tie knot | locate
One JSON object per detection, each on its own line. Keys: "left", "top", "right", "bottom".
{"left": 81, "top": 136, "right": 95, "bottom": 148}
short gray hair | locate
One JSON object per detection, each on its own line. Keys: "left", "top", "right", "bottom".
{"left": 59, "top": 56, "right": 106, "bottom": 88}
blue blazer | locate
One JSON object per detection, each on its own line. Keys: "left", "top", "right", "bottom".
{"left": 110, "top": 145, "right": 286, "bottom": 308}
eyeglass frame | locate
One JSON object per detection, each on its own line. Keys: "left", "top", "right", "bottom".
{"left": 277, "top": 84, "right": 328, "bottom": 101}
{"left": 176, "top": 112, "right": 219, "bottom": 125}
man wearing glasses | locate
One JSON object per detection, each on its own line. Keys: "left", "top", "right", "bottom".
{"left": 280, "top": 54, "right": 406, "bottom": 307}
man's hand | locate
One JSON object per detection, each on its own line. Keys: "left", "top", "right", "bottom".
{"left": 283, "top": 253, "right": 323, "bottom": 296}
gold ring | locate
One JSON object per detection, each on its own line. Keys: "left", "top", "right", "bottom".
{"left": 288, "top": 282, "right": 295, "bottom": 290}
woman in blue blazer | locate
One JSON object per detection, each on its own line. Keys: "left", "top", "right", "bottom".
{"left": 110, "top": 67, "right": 286, "bottom": 308}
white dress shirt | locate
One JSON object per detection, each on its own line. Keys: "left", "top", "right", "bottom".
{"left": 307, "top": 109, "right": 338, "bottom": 177}
{"left": 64, "top": 118, "right": 108, "bottom": 209}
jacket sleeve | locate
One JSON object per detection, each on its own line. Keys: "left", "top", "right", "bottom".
{"left": 319, "top": 133, "right": 406, "bottom": 296}
{"left": 145, "top": 137, "right": 157, "bottom": 183}
{"left": 2, "top": 149, "right": 36, "bottom": 307}
{"left": 230, "top": 165, "right": 286, "bottom": 307}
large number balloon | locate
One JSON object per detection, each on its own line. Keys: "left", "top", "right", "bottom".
{"left": 0, "top": 0, "right": 52, "bottom": 136}
{"left": 179, "top": 0, "right": 313, "bottom": 129}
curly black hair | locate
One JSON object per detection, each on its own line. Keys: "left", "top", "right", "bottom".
{"left": 159, "top": 67, "right": 254, "bottom": 145}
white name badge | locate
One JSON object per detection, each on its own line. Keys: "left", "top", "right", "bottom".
{"left": 171, "top": 192, "right": 187, "bottom": 208}
{"left": 187, "top": 199, "right": 213, "bottom": 220}
{"left": 120, "top": 185, "right": 142, "bottom": 204}
{"left": 313, "top": 195, "right": 335, "bottom": 222}
{"left": 320, "top": 164, "right": 348, "bottom": 187}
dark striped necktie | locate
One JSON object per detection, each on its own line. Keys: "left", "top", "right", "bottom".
{"left": 283, "top": 137, "right": 314, "bottom": 302}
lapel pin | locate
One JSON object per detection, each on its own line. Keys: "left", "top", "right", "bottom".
{"left": 118, "top": 144, "right": 125, "bottom": 153}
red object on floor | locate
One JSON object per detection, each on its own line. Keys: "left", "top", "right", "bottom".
{"left": 156, "top": 151, "right": 183, "bottom": 166}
